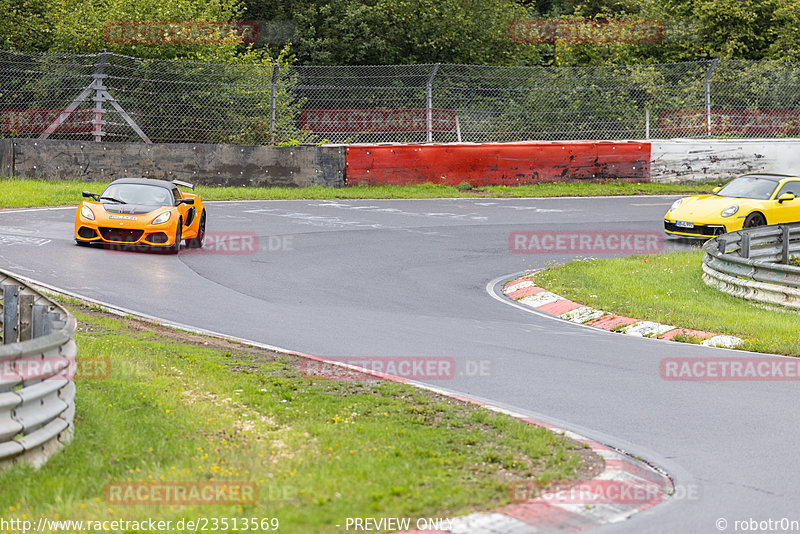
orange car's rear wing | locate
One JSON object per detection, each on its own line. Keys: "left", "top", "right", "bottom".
{"left": 172, "top": 179, "right": 195, "bottom": 190}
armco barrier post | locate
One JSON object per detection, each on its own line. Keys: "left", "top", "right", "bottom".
{"left": 18, "top": 293, "right": 33, "bottom": 342}
{"left": 2, "top": 284, "right": 18, "bottom": 344}
{"left": 781, "top": 224, "right": 790, "bottom": 264}
{"left": 740, "top": 232, "right": 750, "bottom": 258}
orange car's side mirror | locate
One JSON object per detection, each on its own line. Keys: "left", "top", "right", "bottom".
{"left": 778, "top": 193, "right": 796, "bottom": 204}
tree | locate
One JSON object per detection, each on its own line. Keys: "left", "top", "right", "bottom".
{"left": 768, "top": 0, "right": 800, "bottom": 60}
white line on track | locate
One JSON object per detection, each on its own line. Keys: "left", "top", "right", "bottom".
{"left": 0, "top": 206, "right": 76, "bottom": 214}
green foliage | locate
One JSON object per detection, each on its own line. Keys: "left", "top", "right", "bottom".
{"left": 693, "top": 0, "right": 782, "bottom": 59}
{"left": 241, "top": 0, "right": 800, "bottom": 66}
{"left": 261, "top": 0, "right": 548, "bottom": 65}
{"left": 0, "top": 0, "right": 54, "bottom": 52}
{"left": 291, "top": 0, "right": 387, "bottom": 65}
{"left": 768, "top": 0, "right": 800, "bottom": 60}
{"left": 548, "top": 0, "right": 798, "bottom": 65}
{"left": 3, "top": 0, "right": 800, "bottom": 66}
{"left": 0, "top": 0, "right": 288, "bottom": 64}
{"left": 371, "top": 0, "right": 530, "bottom": 65}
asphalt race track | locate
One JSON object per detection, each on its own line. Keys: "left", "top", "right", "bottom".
{"left": 1, "top": 196, "right": 797, "bottom": 533}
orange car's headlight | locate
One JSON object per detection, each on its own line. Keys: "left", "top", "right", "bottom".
{"left": 151, "top": 211, "right": 171, "bottom": 225}
{"left": 80, "top": 205, "right": 95, "bottom": 221}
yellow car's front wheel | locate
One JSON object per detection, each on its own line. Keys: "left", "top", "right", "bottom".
{"left": 743, "top": 212, "right": 767, "bottom": 228}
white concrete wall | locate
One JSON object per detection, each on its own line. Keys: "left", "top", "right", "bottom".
{"left": 649, "top": 139, "right": 800, "bottom": 183}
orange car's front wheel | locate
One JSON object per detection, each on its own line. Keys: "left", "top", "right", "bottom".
{"left": 186, "top": 210, "right": 206, "bottom": 249}
{"left": 168, "top": 220, "right": 182, "bottom": 254}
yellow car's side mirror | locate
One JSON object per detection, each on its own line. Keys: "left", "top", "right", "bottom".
{"left": 778, "top": 193, "right": 796, "bottom": 204}
{"left": 712, "top": 186, "right": 722, "bottom": 193}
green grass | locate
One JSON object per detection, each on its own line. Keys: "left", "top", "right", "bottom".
{"left": 0, "top": 304, "right": 588, "bottom": 533}
{"left": 0, "top": 177, "right": 714, "bottom": 208}
{"left": 530, "top": 250, "right": 800, "bottom": 356}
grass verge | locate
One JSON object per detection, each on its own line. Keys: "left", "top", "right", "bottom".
{"left": 0, "top": 177, "right": 714, "bottom": 208}
{"left": 0, "top": 302, "right": 600, "bottom": 533}
{"left": 531, "top": 250, "right": 800, "bottom": 356}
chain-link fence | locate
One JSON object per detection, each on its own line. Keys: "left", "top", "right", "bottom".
{"left": 2, "top": 50, "right": 799, "bottom": 145}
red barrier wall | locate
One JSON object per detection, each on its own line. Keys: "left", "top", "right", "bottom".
{"left": 345, "top": 141, "right": 651, "bottom": 186}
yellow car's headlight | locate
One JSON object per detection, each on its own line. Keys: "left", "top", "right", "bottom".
{"left": 670, "top": 199, "right": 683, "bottom": 212}
{"left": 80, "top": 205, "right": 95, "bottom": 221}
{"left": 721, "top": 205, "right": 739, "bottom": 218}
{"left": 151, "top": 211, "right": 171, "bottom": 225}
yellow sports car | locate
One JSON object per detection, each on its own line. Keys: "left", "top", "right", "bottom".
{"left": 75, "top": 178, "right": 206, "bottom": 253}
{"left": 664, "top": 173, "right": 800, "bottom": 238}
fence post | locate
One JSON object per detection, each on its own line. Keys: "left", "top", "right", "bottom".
{"left": 426, "top": 63, "right": 441, "bottom": 143}
{"left": 704, "top": 59, "right": 719, "bottom": 136}
{"left": 270, "top": 65, "right": 279, "bottom": 145}
{"left": 645, "top": 107, "right": 650, "bottom": 140}
{"left": 40, "top": 52, "right": 151, "bottom": 143}
{"left": 93, "top": 50, "right": 110, "bottom": 142}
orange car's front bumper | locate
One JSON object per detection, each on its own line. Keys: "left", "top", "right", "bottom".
{"left": 74, "top": 205, "right": 179, "bottom": 248}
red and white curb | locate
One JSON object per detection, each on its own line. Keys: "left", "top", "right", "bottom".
{"left": 396, "top": 406, "right": 674, "bottom": 534}
{"left": 13, "top": 272, "right": 674, "bottom": 534}
{"left": 503, "top": 276, "right": 742, "bottom": 349}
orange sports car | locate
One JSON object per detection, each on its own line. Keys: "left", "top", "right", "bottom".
{"left": 75, "top": 178, "right": 206, "bottom": 253}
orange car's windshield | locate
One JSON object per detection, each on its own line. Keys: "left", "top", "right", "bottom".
{"left": 101, "top": 184, "right": 174, "bottom": 206}
{"left": 716, "top": 175, "right": 779, "bottom": 200}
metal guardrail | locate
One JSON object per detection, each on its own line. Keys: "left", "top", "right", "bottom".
{"left": 0, "top": 269, "right": 77, "bottom": 468}
{"left": 702, "top": 223, "right": 800, "bottom": 309}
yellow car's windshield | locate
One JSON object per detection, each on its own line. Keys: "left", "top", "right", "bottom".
{"left": 716, "top": 175, "right": 779, "bottom": 200}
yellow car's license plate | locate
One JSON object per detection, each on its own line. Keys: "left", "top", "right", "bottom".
{"left": 675, "top": 220, "right": 694, "bottom": 228}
